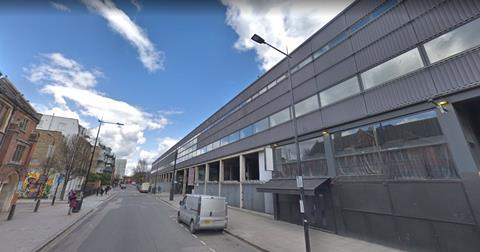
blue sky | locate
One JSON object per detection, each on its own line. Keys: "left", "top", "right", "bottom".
{"left": 0, "top": 0, "right": 350, "bottom": 173}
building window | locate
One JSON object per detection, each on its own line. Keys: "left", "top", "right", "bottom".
{"left": 240, "top": 125, "right": 254, "bottom": 139}
{"left": 299, "top": 137, "right": 328, "bottom": 177}
{"left": 273, "top": 143, "right": 297, "bottom": 178}
{"left": 11, "top": 144, "right": 26, "bottom": 163}
{"left": 361, "top": 48, "right": 424, "bottom": 90}
{"left": 220, "top": 136, "right": 230, "bottom": 146}
{"left": 294, "top": 95, "right": 320, "bottom": 117}
{"left": 332, "top": 110, "right": 458, "bottom": 179}
{"left": 229, "top": 131, "right": 240, "bottom": 143}
{"left": 320, "top": 77, "right": 361, "bottom": 106}
{"left": 291, "top": 56, "right": 313, "bottom": 73}
{"left": 424, "top": 17, "right": 480, "bottom": 63}
{"left": 269, "top": 107, "right": 291, "bottom": 127}
{"left": 253, "top": 118, "right": 269, "bottom": 133}
{"left": 0, "top": 100, "right": 12, "bottom": 132}
{"left": 273, "top": 137, "right": 327, "bottom": 178}
{"left": 198, "top": 166, "right": 206, "bottom": 181}
{"left": 18, "top": 117, "right": 29, "bottom": 131}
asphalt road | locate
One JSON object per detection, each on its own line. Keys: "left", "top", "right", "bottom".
{"left": 45, "top": 186, "right": 259, "bottom": 252}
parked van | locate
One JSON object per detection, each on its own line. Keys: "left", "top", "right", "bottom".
{"left": 139, "top": 182, "right": 150, "bottom": 193}
{"left": 177, "top": 194, "right": 228, "bottom": 233}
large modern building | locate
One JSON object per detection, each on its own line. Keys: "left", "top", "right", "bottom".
{"left": 151, "top": 0, "right": 480, "bottom": 250}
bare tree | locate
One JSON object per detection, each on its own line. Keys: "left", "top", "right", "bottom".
{"left": 59, "top": 135, "right": 92, "bottom": 200}
{"left": 133, "top": 158, "right": 149, "bottom": 183}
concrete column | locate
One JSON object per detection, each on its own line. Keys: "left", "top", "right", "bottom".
{"left": 323, "top": 133, "right": 337, "bottom": 177}
{"left": 437, "top": 105, "right": 480, "bottom": 227}
{"left": 204, "top": 164, "right": 209, "bottom": 195}
{"left": 219, "top": 160, "right": 224, "bottom": 196}
{"left": 239, "top": 155, "right": 246, "bottom": 209}
{"left": 182, "top": 169, "right": 187, "bottom": 195}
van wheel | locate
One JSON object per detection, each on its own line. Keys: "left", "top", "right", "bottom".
{"left": 189, "top": 220, "right": 197, "bottom": 234}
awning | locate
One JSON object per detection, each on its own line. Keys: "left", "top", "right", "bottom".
{"left": 256, "top": 177, "right": 330, "bottom": 195}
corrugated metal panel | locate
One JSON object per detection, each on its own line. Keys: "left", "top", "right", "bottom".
{"left": 355, "top": 24, "right": 418, "bottom": 72}
{"left": 430, "top": 49, "right": 480, "bottom": 94}
{"left": 314, "top": 39, "right": 353, "bottom": 74}
{"left": 311, "top": 14, "right": 347, "bottom": 51}
{"left": 316, "top": 56, "right": 357, "bottom": 91}
{"left": 389, "top": 182, "right": 475, "bottom": 224}
{"left": 293, "top": 78, "right": 317, "bottom": 102}
{"left": 321, "top": 95, "right": 367, "bottom": 127}
{"left": 364, "top": 69, "right": 437, "bottom": 114}
{"left": 292, "top": 63, "right": 315, "bottom": 88}
{"left": 345, "top": 0, "right": 383, "bottom": 27}
{"left": 290, "top": 41, "right": 313, "bottom": 66}
{"left": 412, "top": 0, "right": 480, "bottom": 43}
{"left": 340, "top": 183, "right": 392, "bottom": 214}
{"left": 296, "top": 110, "right": 323, "bottom": 136}
{"left": 403, "top": 0, "right": 446, "bottom": 20}
{"left": 351, "top": 4, "right": 410, "bottom": 52}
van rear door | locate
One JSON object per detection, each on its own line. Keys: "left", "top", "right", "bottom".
{"left": 200, "top": 197, "right": 226, "bottom": 218}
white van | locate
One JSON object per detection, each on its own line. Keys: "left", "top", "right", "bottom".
{"left": 177, "top": 194, "right": 228, "bottom": 233}
{"left": 139, "top": 182, "right": 150, "bottom": 193}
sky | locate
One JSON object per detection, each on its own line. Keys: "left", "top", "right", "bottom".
{"left": 0, "top": 0, "right": 352, "bottom": 175}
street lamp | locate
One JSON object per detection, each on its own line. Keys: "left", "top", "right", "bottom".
{"left": 251, "top": 34, "right": 311, "bottom": 252}
{"left": 77, "top": 119, "right": 124, "bottom": 211}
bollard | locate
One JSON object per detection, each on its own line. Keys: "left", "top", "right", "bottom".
{"left": 7, "top": 193, "right": 18, "bottom": 221}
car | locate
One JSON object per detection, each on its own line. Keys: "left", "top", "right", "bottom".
{"left": 177, "top": 194, "right": 228, "bottom": 233}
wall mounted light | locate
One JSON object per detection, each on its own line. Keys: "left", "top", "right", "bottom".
{"left": 429, "top": 99, "right": 449, "bottom": 114}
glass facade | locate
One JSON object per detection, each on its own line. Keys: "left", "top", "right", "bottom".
{"left": 320, "top": 77, "right": 361, "bottom": 106}
{"left": 361, "top": 48, "right": 424, "bottom": 89}
{"left": 273, "top": 137, "right": 327, "bottom": 178}
{"left": 424, "top": 17, "right": 480, "bottom": 63}
{"left": 332, "top": 110, "right": 458, "bottom": 179}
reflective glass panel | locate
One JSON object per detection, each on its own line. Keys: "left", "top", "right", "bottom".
{"left": 240, "top": 125, "right": 254, "bottom": 139}
{"left": 229, "top": 131, "right": 240, "bottom": 143}
{"left": 253, "top": 118, "right": 269, "bottom": 133}
{"left": 320, "top": 77, "right": 360, "bottom": 106}
{"left": 269, "top": 108, "right": 291, "bottom": 127}
{"left": 361, "top": 48, "right": 424, "bottom": 89}
{"left": 294, "top": 95, "right": 319, "bottom": 117}
{"left": 424, "top": 18, "right": 480, "bottom": 63}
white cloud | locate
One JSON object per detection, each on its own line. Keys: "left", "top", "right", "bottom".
{"left": 82, "top": 0, "right": 165, "bottom": 72}
{"left": 50, "top": 1, "right": 71, "bottom": 12}
{"left": 130, "top": 0, "right": 142, "bottom": 11}
{"left": 221, "top": 0, "right": 353, "bottom": 71}
{"left": 25, "top": 53, "right": 172, "bottom": 172}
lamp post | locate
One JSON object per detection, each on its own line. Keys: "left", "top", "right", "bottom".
{"left": 169, "top": 150, "right": 178, "bottom": 201}
{"left": 77, "top": 119, "right": 124, "bottom": 211}
{"left": 251, "top": 34, "right": 311, "bottom": 252}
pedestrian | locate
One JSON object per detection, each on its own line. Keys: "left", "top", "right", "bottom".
{"left": 96, "top": 186, "right": 100, "bottom": 196}
{"left": 67, "top": 190, "right": 77, "bottom": 215}
{"left": 105, "top": 186, "right": 110, "bottom": 195}
{"left": 100, "top": 187, "right": 104, "bottom": 196}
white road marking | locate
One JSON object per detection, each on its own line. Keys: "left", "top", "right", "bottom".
{"left": 184, "top": 227, "right": 189, "bottom": 232}
{"left": 192, "top": 234, "right": 198, "bottom": 239}
{"left": 199, "top": 240, "right": 206, "bottom": 246}
{"left": 209, "top": 248, "right": 216, "bottom": 252}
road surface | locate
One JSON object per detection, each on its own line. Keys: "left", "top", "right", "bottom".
{"left": 45, "top": 186, "right": 258, "bottom": 252}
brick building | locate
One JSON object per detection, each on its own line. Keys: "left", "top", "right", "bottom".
{"left": 0, "top": 76, "right": 40, "bottom": 212}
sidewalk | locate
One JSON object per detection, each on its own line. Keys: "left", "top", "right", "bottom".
{"left": 155, "top": 193, "right": 401, "bottom": 252}
{"left": 0, "top": 190, "right": 118, "bottom": 252}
